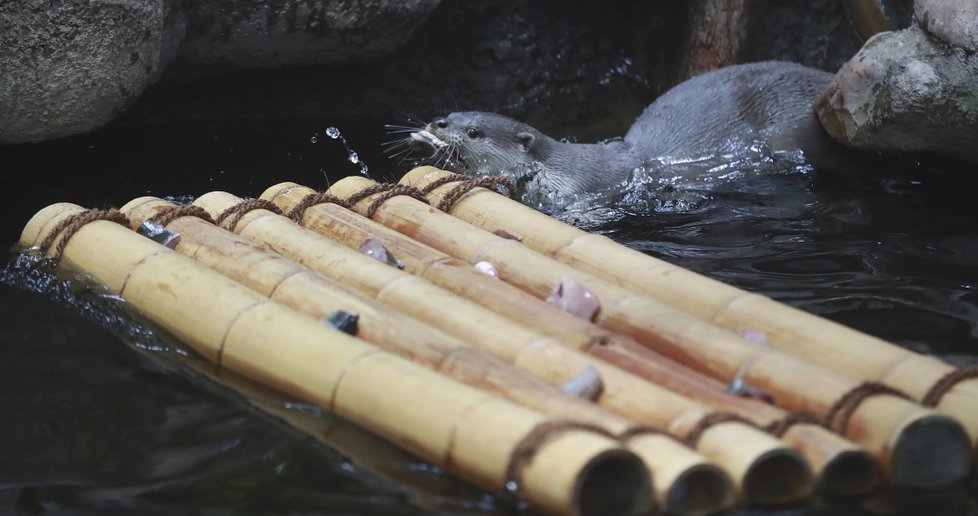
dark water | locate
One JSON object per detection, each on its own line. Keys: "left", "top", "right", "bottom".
{"left": 2, "top": 118, "right": 977, "bottom": 515}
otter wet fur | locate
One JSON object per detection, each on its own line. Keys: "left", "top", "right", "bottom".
{"left": 389, "top": 61, "right": 859, "bottom": 198}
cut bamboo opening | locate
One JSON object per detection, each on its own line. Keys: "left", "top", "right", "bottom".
{"left": 223, "top": 187, "right": 816, "bottom": 505}
{"left": 321, "top": 174, "right": 972, "bottom": 488}
{"left": 121, "top": 194, "right": 734, "bottom": 514}
{"left": 401, "top": 166, "right": 978, "bottom": 448}
{"left": 20, "top": 202, "right": 653, "bottom": 516}
{"left": 262, "top": 182, "right": 880, "bottom": 497}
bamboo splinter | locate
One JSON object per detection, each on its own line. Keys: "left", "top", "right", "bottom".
{"left": 401, "top": 166, "right": 978, "bottom": 449}
{"left": 20, "top": 202, "right": 652, "bottom": 516}
{"left": 321, "top": 174, "right": 973, "bottom": 488}
{"left": 121, "top": 195, "right": 735, "bottom": 514}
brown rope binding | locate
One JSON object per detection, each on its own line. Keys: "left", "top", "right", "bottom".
{"left": 214, "top": 198, "right": 282, "bottom": 232}
{"left": 684, "top": 412, "right": 759, "bottom": 448}
{"left": 344, "top": 183, "right": 430, "bottom": 219}
{"left": 616, "top": 425, "right": 682, "bottom": 444}
{"left": 285, "top": 192, "right": 352, "bottom": 223}
{"left": 921, "top": 365, "right": 978, "bottom": 407}
{"left": 764, "top": 411, "right": 825, "bottom": 437}
{"left": 824, "top": 382, "right": 911, "bottom": 435}
{"left": 503, "top": 420, "right": 614, "bottom": 496}
{"left": 418, "top": 172, "right": 468, "bottom": 194}
{"left": 436, "top": 177, "right": 517, "bottom": 213}
{"left": 148, "top": 204, "right": 216, "bottom": 227}
{"left": 37, "top": 208, "right": 131, "bottom": 265}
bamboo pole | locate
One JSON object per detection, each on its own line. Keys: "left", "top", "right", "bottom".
{"left": 321, "top": 174, "right": 973, "bottom": 488}
{"left": 402, "top": 166, "right": 978, "bottom": 447}
{"left": 21, "top": 203, "right": 653, "bottom": 516}
{"left": 121, "top": 195, "right": 733, "bottom": 514}
{"left": 193, "top": 190, "right": 815, "bottom": 505}
{"left": 263, "top": 182, "right": 880, "bottom": 497}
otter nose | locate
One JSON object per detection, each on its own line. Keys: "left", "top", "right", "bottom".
{"left": 432, "top": 117, "right": 449, "bottom": 129}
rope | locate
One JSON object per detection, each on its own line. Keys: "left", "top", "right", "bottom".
{"left": 214, "top": 198, "right": 281, "bottom": 232}
{"left": 37, "top": 208, "right": 130, "bottom": 264}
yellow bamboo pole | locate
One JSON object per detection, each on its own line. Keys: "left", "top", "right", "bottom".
{"left": 194, "top": 190, "right": 815, "bottom": 505}
{"left": 21, "top": 203, "right": 652, "bottom": 516}
{"left": 321, "top": 174, "right": 973, "bottom": 488}
{"left": 402, "top": 166, "right": 978, "bottom": 447}
{"left": 121, "top": 195, "right": 733, "bottom": 514}
{"left": 263, "top": 182, "right": 880, "bottom": 497}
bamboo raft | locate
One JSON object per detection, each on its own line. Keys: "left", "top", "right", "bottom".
{"left": 18, "top": 166, "right": 978, "bottom": 515}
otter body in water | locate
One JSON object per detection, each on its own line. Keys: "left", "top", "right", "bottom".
{"left": 404, "top": 61, "right": 849, "bottom": 197}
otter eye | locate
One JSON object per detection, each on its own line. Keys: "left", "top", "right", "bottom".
{"left": 465, "top": 127, "right": 482, "bottom": 139}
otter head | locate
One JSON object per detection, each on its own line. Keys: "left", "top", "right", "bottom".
{"left": 418, "top": 111, "right": 548, "bottom": 177}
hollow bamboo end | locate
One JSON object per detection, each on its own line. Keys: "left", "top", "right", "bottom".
{"left": 663, "top": 463, "right": 736, "bottom": 516}
{"left": 888, "top": 413, "right": 972, "bottom": 488}
{"left": 817, "top": 448, "right": 881, "bottom": 497}
{"left": 573, "top": 449, "right": 654, "bottom": 516}
{"left": 741, "top": 448, "right": 814, "bottom": 506}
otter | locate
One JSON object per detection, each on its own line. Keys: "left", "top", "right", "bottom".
{"left": 401, "top": 61, "right": 856, "bottom": 197}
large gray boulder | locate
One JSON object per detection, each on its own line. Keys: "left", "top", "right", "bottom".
{"left": 178, "top": 0, "right": 443, "bottom": 68}
{"left": 0, "top": 0, "right": 441, "bottom": 145}
{"left": 0, "top": 0, "right": 184, "bottom": 144}
{"left": 816, "top": 4, "right": 978, "bottom": 163}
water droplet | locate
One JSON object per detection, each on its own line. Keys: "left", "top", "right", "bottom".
{"left": 348, "top": 152, "right": 359, "bottom": 164}
{"left": 310, "top": 135, "right": 318, "bottom": 144}
{"left": 325, "top": 126, "right": 341, "bottom": 139}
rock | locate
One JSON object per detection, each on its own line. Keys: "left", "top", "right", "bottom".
{"left": 176, "top": 0, "right": 443, "bottom": 69}
{"left": 816, "top": 24, "right": 978, "bottom": 163}
{"left": 0, "top": 0, "right": 184, "bottom": 144}
{"left": 916, "top": 0, "right": 978, "bottom": 52}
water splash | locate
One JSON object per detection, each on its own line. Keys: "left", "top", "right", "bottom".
{"left": 310, "top": 126, "right": 372, "bottom": 178}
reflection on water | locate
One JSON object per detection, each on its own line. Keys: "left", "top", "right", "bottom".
{"left": 1, "top": 119, "right": 977, "bottom": 514}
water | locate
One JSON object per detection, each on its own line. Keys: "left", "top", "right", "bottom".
{"left": 2, "top": 118, "right": 977, "bottom": 514}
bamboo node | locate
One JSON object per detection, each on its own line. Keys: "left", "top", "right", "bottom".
{"left": 824, "top": 382, "right": 911, "bottom": 435}
{"left": 286, "top": 191, "right": 352, "bottom": 222}
{"left": 764, "top": 411, "right": 825, "bottom": 437}
{"left": 215, "top": 198, "right": 282, "bottom": 232}
{"left": 921, "top": 365, "right": 978, "bottom": 407}
{"left": 37, "top": 208, "right": 130, "bottom": 264}
{"left": 344, "top": 183, "right": 429, "bottom": 218}
{"left": 504, "top": 420, "right": 615, "bottom": 497}
{"left": 684, "top": 412, "right": 759, "bottom": 448}
{"left": 149, "top": 204, "right": 217, "bottom": 228}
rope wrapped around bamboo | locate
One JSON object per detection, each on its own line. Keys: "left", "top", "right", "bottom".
{"left": 20, "top": 203, "right": 652, "bottom": 516}
{"left": 197, "top": 188, "right": 816, "bottom": 505}
{"left": 321, "top": 174, "right": 973, "bottom": 488}
{"left": 262, "top": 182, "right": 880, "bottom": 497}
{"left": 402, "top": 166, "right": 978, "bottom": 449}
{"left": 121, "top": 195, "right": 735, "bottom": 514}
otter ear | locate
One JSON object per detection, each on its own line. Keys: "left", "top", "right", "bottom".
{"left": 516, "top": 132, "right": 535, "bottom": 151}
